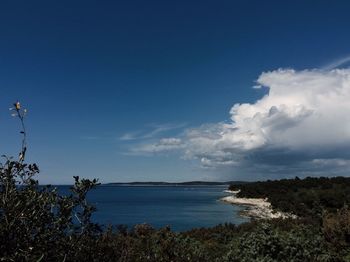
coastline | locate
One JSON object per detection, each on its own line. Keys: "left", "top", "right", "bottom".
{"left": 220, "top": 191, "right": 296, "bottom": 219}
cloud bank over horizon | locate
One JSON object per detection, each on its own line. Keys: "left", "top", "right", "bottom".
{"left": 131, "top": 68, "right": 350, "bottom": 178}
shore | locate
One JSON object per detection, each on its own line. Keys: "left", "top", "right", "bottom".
{"left": 220, "top": 191, "right": 296, "bottom": 219}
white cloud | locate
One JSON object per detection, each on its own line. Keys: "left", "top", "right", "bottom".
{"left": 130, "top": 138, "right": 184, "bottom": 155}
{"left": 119, "top": 131, "right": 142, "bottom": 141}
{"left": 130, "top": 69, "right": 350, "bottom": 178}
{"left": 322, "top": 55, "right": 350, "bottom": 70}
{"left": 120, "top": 123, "right": 186, "bottom": 141}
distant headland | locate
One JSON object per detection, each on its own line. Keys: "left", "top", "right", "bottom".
{"left": 105, "top": 181, "right": 248, "bottom": 186}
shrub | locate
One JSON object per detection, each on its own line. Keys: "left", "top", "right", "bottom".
{"left": 323, "top": 206, "right": 350, "bottom": 255}
{"left": 224, "top": 223, "right": 332, "bottom": 262}
{"left": 0, "top": 102, "right": 100, "bottom": 261}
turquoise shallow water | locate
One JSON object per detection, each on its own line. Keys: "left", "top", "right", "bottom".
{"left": 57, "top": 185, "right": 248, "bottom": 231}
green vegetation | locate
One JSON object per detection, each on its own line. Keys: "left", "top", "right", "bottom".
{"left": 229, "top": 176, "right": 350, "bottom": 218}
{"left": 1, "top": 103, "right": 350, "bottom": 261}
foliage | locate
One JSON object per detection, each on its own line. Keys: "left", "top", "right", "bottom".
{"left": 0, "top": 102, "right": 101, "bottom": 261}
{"left": 224, "top": 223, "right": 332, "bottom": 262}
{"left": 323, "top": 206, "right": 350, "bottom": 257}
{"left": 0, "top": 155, "right": 100, "bottom": 261}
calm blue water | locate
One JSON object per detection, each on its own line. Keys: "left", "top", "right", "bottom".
{"left": 57, "top": 185, "right": 248, "bottom": 232}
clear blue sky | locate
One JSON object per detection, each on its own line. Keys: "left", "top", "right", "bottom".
{"left": 1, "top": 0, "right": 350, "bottom": 184}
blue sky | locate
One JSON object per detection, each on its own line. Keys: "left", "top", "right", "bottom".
{"left": 1, "top": 0, "right": 350, "bottom": 184}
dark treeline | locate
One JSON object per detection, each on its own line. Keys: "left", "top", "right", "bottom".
{"left": 229, "top": 176, "right": 350, "bottom": 218}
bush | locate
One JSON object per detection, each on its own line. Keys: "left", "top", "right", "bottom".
{"left": 0, "top": 156, "right": 100, "bottom": 260}
{"left": 323, "top": 206, "right": 350, "bottom": 255}
{"left": 0, "top": 102, "right": 100, "bottom": 261}
{"left": 224, "top": 223, "right": 332, "bottom": 262}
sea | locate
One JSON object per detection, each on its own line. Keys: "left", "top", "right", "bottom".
{"left": 57, "top": 185, "right": 248, "bottom": 232}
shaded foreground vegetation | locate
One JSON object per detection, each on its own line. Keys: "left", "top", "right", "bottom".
{"left": 1, "top": 103, "right": 350, "bottom": 261}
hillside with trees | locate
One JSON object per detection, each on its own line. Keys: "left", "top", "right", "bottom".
{"left": 229, "top": 177, "right": 350, "bottom": 218}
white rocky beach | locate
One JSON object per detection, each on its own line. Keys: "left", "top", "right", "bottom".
{"left": 221, "top": 190, "right": 296, "bottom": 219}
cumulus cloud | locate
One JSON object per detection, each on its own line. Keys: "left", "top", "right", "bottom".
{"left": 131, "top": 69, "right": 350, "bottom": 178}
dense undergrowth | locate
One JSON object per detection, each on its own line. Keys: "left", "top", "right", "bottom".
{"left": 1, "top": 103, "right": 350, "bottom": 261}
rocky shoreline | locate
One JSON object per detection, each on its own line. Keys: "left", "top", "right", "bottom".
{"left": 220, "top": 190, "right": 296, "bottom": 219}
